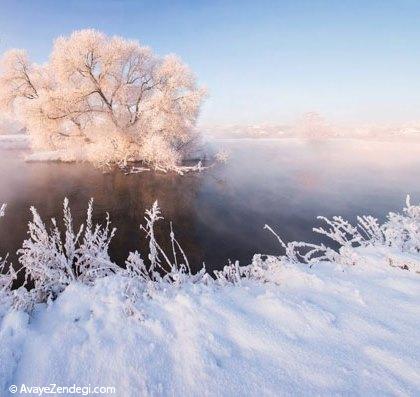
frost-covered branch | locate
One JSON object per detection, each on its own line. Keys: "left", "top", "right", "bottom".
{"left": 126, "top": 201, "right": 198, "bottom": 285}
{"left": 265, "top": 195, "right": 420, "bottom": 268}
{"left": 313, "top": 216, "right": 364, "bottom": 247}
{"left": 0, "top": 203, "right": 6, "bottom": 218}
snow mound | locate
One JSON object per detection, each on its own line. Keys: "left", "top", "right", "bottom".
{"left": 0, "top": 263, "right": 419, "bottom": 396}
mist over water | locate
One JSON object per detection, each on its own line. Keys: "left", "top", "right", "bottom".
{"left": 0, "top": 139, "right": 419, "bottom": 274}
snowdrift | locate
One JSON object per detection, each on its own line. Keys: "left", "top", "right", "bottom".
{"left": 0, "top": 198, "right": 419, "bottom": 396}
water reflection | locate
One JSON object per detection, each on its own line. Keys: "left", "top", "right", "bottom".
{"left": 0, "top": 139, "right": 419, "bottom": 274}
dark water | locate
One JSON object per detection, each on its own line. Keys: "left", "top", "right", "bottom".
{"left": 0, "top": 139, "right": 419, "bottom": 274}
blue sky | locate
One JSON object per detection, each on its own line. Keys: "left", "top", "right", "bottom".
{"left": 1, "top": 0, "right": 420, "bottom": 125}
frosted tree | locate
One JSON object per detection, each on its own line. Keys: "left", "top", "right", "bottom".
{"left": 295, "top": 112, "right": 335, "bottom": 139}
{"left": 0, "top": 30, "right": 205, "bottom": 170}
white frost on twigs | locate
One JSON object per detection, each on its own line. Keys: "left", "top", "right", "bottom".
{"left": 264, "top": 194, "right": 420, "bottom": 269}
{"left": 0, "top": 195, "right": 418, "bottom": 311}
{"left": 16, "top": 198, "right": 119, "bottom": 304}
{"left": 0, "top": 204, "right": 21, "bottom": 302}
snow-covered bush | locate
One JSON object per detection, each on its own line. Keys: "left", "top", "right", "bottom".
{"left": 265, "top": 195, "right": 420, "bottom": 270}
{"left": 214, "top": 253, "right": 295, "bottom": 285}
{"left": 0, "top": 196, "right": 419, "bottom": 312}
{"left": 382, "top": 196, "right": 420, "bottom": 253}
{"left": 125, "top": 201, "right": 210, "bottom": 286}
{"left": 0, "top": 30, "right": 206, "bottom": 171}
{"left": 125, "top": 201, "right": 276, "bottom": 288}
{"left": 17, "top": 199, "right": 120, "bottom": 302}
{"left": 0, "top": 204, "right": 11, "bottom": 293}
{"left": 0, "top": 204, "right": 22, "bottom": 303}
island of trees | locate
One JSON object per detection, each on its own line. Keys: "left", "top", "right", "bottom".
{"left": 0, "top": 29, "right": 206, "bottom": 171}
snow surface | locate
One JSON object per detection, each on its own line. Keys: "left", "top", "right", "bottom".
{"left": 0, "top": 256, "right": 419, "bottom": 396}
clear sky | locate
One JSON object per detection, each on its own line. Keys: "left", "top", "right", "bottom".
{"left": 1, "top": 0, "right": 420, "bottom": 125}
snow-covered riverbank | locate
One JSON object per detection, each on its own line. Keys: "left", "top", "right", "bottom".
{"left": 0, "top": 198, "right": 419, "bottom": 396}
{"left": 1, "top": 259, "right": 419, "bottom": 396}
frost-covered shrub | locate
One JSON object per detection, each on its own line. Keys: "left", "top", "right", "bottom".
{"left": 382, "top": 196, "right": 420, "bottom": 253}
{"left": 213, "top": 254, "right": 294, "bottom": 285}
{"left": 265, "top": 195, "right": 420, "bottom": 269}
{"left": 1, "top": 196, "right": 419, "bottom": 313}
{"left": 0, "top": 204, "right": 22, "bottom": 303}
{"left": 0, "top": 204, "right": 11, "bottom": 294}
{"left": 17, "top": 199, "right": 120, "bottom": 302}
{"left": 0, "top": 205, "right": 34, "bottom": 311}
{"left": 213, "top": 260, "right": 243, "bottom": 285}
{"left": 125, "top": 201, "right": 210, "bottom": 286}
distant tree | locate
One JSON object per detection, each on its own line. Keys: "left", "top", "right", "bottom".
{"left": 0, "top": 29, "right": 206, "bottom": 170}
{"left": 295, "top": 112, "right": 335, "bottom": 139}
